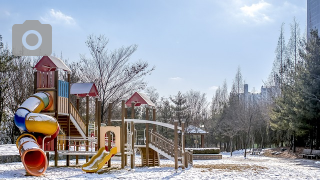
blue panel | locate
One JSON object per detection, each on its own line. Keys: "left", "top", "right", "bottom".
{"left": 14, "top": 108, "right": 30, "bottom": 131}
{"left": 58, "top": 80, "right": 69, "bottom": 98}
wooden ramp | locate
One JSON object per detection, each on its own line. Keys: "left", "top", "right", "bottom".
{"left": 138, "top": 147, "right": 160, "bottom": 166}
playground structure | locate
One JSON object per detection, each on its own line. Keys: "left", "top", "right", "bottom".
{"left": 13, "top": 56, "right": 193, "bottom": 176}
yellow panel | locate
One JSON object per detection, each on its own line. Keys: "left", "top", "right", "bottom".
{"left": 32, "top": 100, "right": 44, "bottom": 113}
{"left": 100, "top": 126, "right": 121, "bottom": 153}
{"left": 25, "top": 114, "right": 58, "bottom": 135}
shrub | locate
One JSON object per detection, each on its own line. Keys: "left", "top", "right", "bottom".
{"left": 186, "top": 148, "right": 220, "bottom": 154}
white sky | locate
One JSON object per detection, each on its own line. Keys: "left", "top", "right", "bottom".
{"left": 0, "top": 0, "right": 307, "bottom": 100}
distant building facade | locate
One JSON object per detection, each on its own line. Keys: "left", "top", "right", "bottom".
{"left": 240, "top": 84, "right": 277, "bottom": 104}
{"left": 307, "top": 0, "right": 320, "bottom": 38}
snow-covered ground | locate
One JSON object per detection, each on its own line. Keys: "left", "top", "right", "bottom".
{"left": 0, "top": 144, "right": 19, "bottom": 155}
{"left": 1, "top": 145, "right": 320, "bottom": 179}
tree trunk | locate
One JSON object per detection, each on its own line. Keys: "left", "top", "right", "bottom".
{"left": 230, "top": 139, "right": 233, "bottom": 156}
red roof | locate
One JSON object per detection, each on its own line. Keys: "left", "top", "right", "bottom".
{"left": 70, "top": 83, "right": 99, "bottom": 97}
{"left": 126, "top": 92, "right": 155, "bottom": 107}
{"left": 34, "top": 56, "right": 71, "bottom": 72}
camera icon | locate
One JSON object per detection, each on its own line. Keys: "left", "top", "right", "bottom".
{"left": 12, "top": 20, "right": 52, "bottom": 56}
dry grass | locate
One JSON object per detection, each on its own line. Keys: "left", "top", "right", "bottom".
{"left": 159, "top": 163, "right": 267, "bottom": 173}
{"left": 262, "top": 147, "right": 305, "bottom": 159}
{"left": 193, "top": 164, "right": 268, "bottom": 172}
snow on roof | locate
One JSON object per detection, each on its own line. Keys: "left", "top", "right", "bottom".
{"left": 185, "top": 125, "right": 208, "bottom": 134}
{"left": 34, "top": 56, "right": 71, "bottom": 72}
{"left": 70, "top": 83, "right": 99, "bottom": 97}
{"left": 126, "top": 92, "right": 155, "bottom": 107}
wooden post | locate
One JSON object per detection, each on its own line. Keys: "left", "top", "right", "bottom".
{"left": 152, "top": 108, "right": 156, "bottom": 166}
{"left": 86, "top": 95, "right": 89, "bottom": 162}
{"left": 131, "top": 102, "right": 135, "bottom": 169}
{"left": 76, "top": 96, "right": 80, "bottom": 110}
{"left": 131, "top": 121, "right": 135, "bottom": 169}
{"left": 124, "top": 108, "right": 128, "bottom": 166}
{"left": 95, "top": 97, "right": 98, "bottom": 150}
{"left": 121, "top": 100, "right": 125, "bottom": 169}
{"left": 107, "top": 102, "right": 112, "bottom": 167}
{"left": 98, "top": 100, "right": 101, "bottom": 149}
{"left": 66, "top": 73, "right": 70, "bottom": 166}
{"left": 152, "top": 108, "right": 156, "bottom": 131}
{"left": 181, "top": 121, "right": 185, "bottom": 169}
{"left": 54, "top": 70, "right": 59, "bottom": 167}
{"left": 201, "top": 134, "right": 204, "bottom": 148}
{"left": 145, "top": 107, "right": 149, "bottom": 166}
{"left": 174, "top": 120, "right": 178, "bottom": 170}
{"left": 33, "top": 71, "right": 37, "bottom": 93}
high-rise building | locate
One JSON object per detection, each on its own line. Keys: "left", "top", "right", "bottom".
{"left": 307, "top": 0, "right": 320, "bottom": 38}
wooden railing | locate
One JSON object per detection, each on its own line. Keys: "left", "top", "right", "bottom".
{"left": 70, "top": 102, "right": 86, "bottom": 134}
{"left": 58, "top": 97, "right": 68, "bottom": 114}
{"left": 150, "top": 131, "right": 182, "bottom": 158}
{"left": 185, "top": 149, "right": 193, "bottom": 166}
{"left": 37, "top": 71, "right": 55, "bottom": 88}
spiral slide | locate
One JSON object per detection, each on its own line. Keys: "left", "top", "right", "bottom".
{"left": 14, "top": 92, "right": 59, "bottom": 176}
{"left": 82, "top": 147, "right": 117, "bottom": 173}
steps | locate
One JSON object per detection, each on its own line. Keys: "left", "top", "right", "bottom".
{"left": 149, "top": 132, "right": 183, "bottom": 166}
{"left": 138, "top": 147, "right": 159, "bottom": 166}
{"left": 57, "top": 115, "right": 83, "bottom": 137}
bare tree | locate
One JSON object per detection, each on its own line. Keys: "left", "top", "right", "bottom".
{"left": 80, "top": 35, "right": 155, "bottom": 122}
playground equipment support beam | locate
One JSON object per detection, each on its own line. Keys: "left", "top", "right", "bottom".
{"left": 131, "top": 102, "right": 135, "bottom": 169}
{"left": 107, "top": 102, "right": 112, "bottom": 167}
{"left": 181, "top": 121, "right": 185, "bottom": 169}
{"left": 121, "top": 100, "right": 125, "bottom": 169}
{"left": 54, "top": 70, "right": 59, "bottom": 167}
{"left": 95, "top": 97, "right": 98, "bottom": 149}
{"left": 97, "top": 100, "right": 101, "bottom": 149}
{"left": 86, "top": 95, "right": 89, "bottom": 162}
{"left": 124, "top": 108, "right": 128, "bottom": 166}
{"left": 145, "top": 107, "right": 149, "bottom": 167}
{"left": 76, "top": 95, "right": 80, "bottom": 165}
{"left": 174, "top": 120, "right": 178, "bottom": 170}
{"left": 66, "top": 73, "right": 70, "bottom": 166}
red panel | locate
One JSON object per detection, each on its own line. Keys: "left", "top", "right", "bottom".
{"left": 34, "top": 56, "right": 58, "bottom": 72}
{"left": 125, "top": 92, "right": 148, "bottom": 107}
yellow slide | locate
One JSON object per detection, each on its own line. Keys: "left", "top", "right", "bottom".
{"left": 82, "top": 147, "right": 117, "bottom": 173}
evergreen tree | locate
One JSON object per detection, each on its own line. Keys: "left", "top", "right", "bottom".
{"left": 169, "top": 91, "right": 189, "bottom": 126}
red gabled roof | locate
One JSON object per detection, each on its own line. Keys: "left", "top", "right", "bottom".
{"left": 34, "top": 56, "right": 71, "bottom": 72}
{"left": 126, "top": 92, "right": 155, "bottom": 107}
{"left": 70, "top": 83, "right": 99, "bottom": 97}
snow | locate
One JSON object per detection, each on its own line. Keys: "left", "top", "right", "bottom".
{"left": 1, "top": 145, "right": 320, "bottom": 179}
{"left": 0, "top": 144, "right": 19, "bottom": 155}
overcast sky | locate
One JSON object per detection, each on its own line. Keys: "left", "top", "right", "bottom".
{"left": 0, "top": 0, "right": 307, "bottom": 100}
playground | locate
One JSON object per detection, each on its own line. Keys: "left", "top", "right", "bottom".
{"left": 5, "top": 55, "right": 320, "bottom": 179}
{"left": 11, "top": 56, "right": 192, "bottom": 176}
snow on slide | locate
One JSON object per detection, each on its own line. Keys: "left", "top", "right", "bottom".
{"left": 14, "top": 92, "right": 59, "bottom": 176}
{"left": 82, "top": 147, "right": 117, "bottom": 173}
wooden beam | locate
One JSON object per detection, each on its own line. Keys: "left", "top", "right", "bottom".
{"left": 33, "top": 71, "right": 37, "bottom": 94}
{"left": 107, "top": 102, "right": 112, "bottom": 167}
{"left": 174, "top": 120, "right": 178, "bottom": 170}
{"left": 66, "top": 73, "right": 70, "bottom": 166}
{"left": 145, "top": 107, "right": 149, "bottom": 167}
{"left": 54, "top": 70, "right": 59, "bottom": 167}
{"left": 86, "top": 95, "right": 89, "bottom": 162}
{"left": 181, "top": 121, "right": 185, "bottom": 169}
{"left": 131, "top": 102, "right": 135, "bottom": 169}
{"left": 98, "top": 100, "right": 101, "bottom": 149}
{"left": 121, "top": 100, "right": 125, "bottom": 169}
{"left": 124, "top": 108, "right": 128, "bottom": 166}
